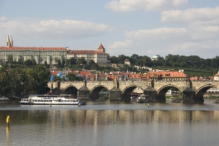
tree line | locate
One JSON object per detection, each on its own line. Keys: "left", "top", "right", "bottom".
{"left": 110, "top": 54, "right": 219, "bottom": 69}
{"left": 0, "top": 65, "right": 51, "bottom": 98}
{"left": 4, "top": 53, "right": 219, "bottom": 77}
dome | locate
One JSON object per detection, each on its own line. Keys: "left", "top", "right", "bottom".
{"left": 152, "top": 55, "right": 161, "bottom": 59}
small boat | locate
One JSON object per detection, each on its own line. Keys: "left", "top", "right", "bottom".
{"left": 20, "top": 94, "right": 83, "bottom": 105}
{"left": 137, "top": 94, "right": 149, "bottom": 103}
{"left": 130, "top": 95, "right": 137, "bottom": 99}
{"left": 0, "top": 96, "right": 10, "bottom": 101}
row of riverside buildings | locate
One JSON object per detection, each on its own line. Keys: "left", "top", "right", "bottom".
{"left": 51, "top": 70, "right": 219, "bottom": 94}
{"left": 0, "top": 36, "right": 108, "bottom": 64}
{"left": 51, "top": 69, "right": 188, "bottom": 81}
{"left": 52, "top": 69, "right": 219, "bottom": 82}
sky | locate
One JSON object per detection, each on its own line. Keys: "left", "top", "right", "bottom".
{"left": 0, "top": 0, "right": 219, "bottom": 59}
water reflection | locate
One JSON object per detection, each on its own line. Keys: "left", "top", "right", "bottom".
{"left": 1, "top": 109, "right": 219, "bottom": 146}
{"left": 6, "top": 126, "right": 10, "bottom": 145}
{"left": 1, "top": 110, "right": 219, "bottom": 126}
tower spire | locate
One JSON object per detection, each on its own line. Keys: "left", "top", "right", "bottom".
{"left": 6, "top": 35, "right": 11, "bottom": 47}
{"left": 10, "top": 36, "right": 13, "bottom": 47}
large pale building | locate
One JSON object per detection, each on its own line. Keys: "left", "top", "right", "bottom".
{"left": 0, "top": 36, "right": 108, "bottom": 65}
{"left": 67, "top": 44, "right": 108, "bottom": 64}
{"left": 0, "top": 36, "right": 68, "bottom": 64}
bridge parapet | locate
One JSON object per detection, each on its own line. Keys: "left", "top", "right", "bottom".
{"left": 46, "top": 80, "right": 219, "bottom": 102}
{"left": 191, "top": 81, "right": 219, "bottom": 91}
{"left": 154, "top": 81, "right": 188, "bottom": 92}
{"left": 119, "top": 81, "right": 151, "bottom": 91}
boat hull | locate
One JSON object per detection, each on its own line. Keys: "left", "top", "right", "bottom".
{"left": 137, "top": 99, "right": 149, "bottom": 103}
{"left": 0, "top": 98, "right": 10, "bottom": 101}
{"left": 20, "top": 94, "right": 83, "bottom": 105}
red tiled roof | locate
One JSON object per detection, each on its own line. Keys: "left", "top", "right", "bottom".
{"left": 0, "top": 46, "right": 67, "bottom": 51}
{"left": 67, "top": 50, "right": 107, "bottom": 54}
{"left": 149, "top": 70, "right": 186, "bottom": 78}
{"left": 97, "top": 44, "right": 105, "bottom": 50}
{"left": 50, "top": 70, "right": 60, "bottom": 76}
{"left": 214, "top": 73, "right": 219, "bottom": 76}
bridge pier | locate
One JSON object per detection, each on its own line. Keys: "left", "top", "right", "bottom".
{"left": 77, "top": 86, "right": 90, "bottom": 100}
{"left": 109, "top": 87, "right": 122, "bottom": 100}
{"left": 182, "top": 88, "right": 195, "bottom": 103}
{"left": 144, "top": 87, "right": 157, "bottom": 101}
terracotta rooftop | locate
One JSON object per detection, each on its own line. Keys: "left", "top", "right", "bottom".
{"left": 0, "top": 46, "right": 67, "bottom": 51}
{"left": 149, "top": 70, "right": 186, "bottom": 78}
{"left": 68, "top": 50, "right": 107, "bottom": 54}
{"left": 97, "top": 44, "right": 105, "bottom": 50}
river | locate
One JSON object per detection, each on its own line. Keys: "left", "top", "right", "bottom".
{"left": 1, "top": 99, "right": 219, "bottom": 146}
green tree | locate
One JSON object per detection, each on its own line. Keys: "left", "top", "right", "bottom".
{"left": 30, "top": 65, "right": 51, "bottom": 94}
{"left": 53, "top": 75, "right": 61, "bottom": 82}
{"left": 66, "top": 73, "right": 77, "bottom": 81}
{"left": 24, "top": 59, "right": 33, "bottom": 66}
{"left": 8, "top": 68, "right": 26, "bottom": 96}
{"left": 0, "top": 66, "right": 11, "bottom": 96}
{"left": 7, "top": 55, "right": 13, "bottom": 63}
{"left": 77, "top": 57, "right": 86, "bottom": 65}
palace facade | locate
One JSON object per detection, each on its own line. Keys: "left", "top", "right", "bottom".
{"left": 0, "top": 36, "right": 108, "bottom": 64}
{"left": 67, "top": 44, "right": 108, "bottom": 64}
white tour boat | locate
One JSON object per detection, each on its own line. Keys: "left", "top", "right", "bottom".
{"left": 0, "top": 96, "right": 10, "bottom": 101}
{"left": 20, "top": 94, "right": 82, "bottom": 105}
{"left": 136, "top": 94, "right": 149, "bottom": 103}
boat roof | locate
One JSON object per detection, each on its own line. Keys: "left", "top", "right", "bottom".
{"left": 29, "top": 94, "right": 72, "bottom": 97}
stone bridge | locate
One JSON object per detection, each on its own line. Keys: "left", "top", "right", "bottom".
{"left": 47, "top": 80, "right": 219, "bottom": 103}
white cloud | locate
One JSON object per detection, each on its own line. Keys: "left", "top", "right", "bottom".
{"left": 0, "top": 19, "right": 114, "bottom": 39}
{"left": 188, "top": 25, "right": 219, "bottom": 40}
{"left": 105, "top": 0, "right": 188, "bottom": 12}
{"left": 161, "top": 7, "right": 219, "bottom": 23}
{"left": 107, "top": 40, "right": 134, "bottom": 55}
{"left": 124, "top": 27, "right": 187, "bottom": 40}
{"left": 0, "top": 17, "right": 6, "bottom": 21}
{"left": 168, "top": 40, "right": 219, "bottom": 56}
{"left": 108, "top": 39, "right": 133, "bottom": 49}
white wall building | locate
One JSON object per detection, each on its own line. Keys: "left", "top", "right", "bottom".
{"left": 214, "top": 71, "right": 219, "bottom": 81}
{"left": 0, "top": 36, "right": 67, "bottom": 64}
{"left": 67, "top": 44, "right": 108, "bottom": 64}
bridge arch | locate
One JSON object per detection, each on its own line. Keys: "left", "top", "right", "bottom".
{"left": 45, "top": 87, "right": 51, "bottom": 94}
{"left": 63, "top": 85, "right": 78, "bottom": 98}
{"left": 122, "top": 85, "right": 144, "bottom": 100}
{"left": 90, "top": 85, "right": 109, "bottom": 100}
{"left": 195, "top": 84, "right": 214, "bottom": 101}
{"left": 53, "top": 87, "right": 62, "bottom": 95}
{"left": 157, "top": 85, "right": 181, "bottom": 101}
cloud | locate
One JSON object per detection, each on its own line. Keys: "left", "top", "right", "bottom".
{"left": 188, "top": 25, "right": 219, "bottom": 40}
{"left": 0, "top": 19, "right": 114, "bottom": 39}
{"left": 124, "top": 25, "right": 219, "bottom": 41}
{"left": 124, "top": 27, "right": 187, "bottom": 40}
{"left": 0, "top": 17, "right": 6, "bottom": 21}
{"left": 105, "top": 0, "right": 188, "bottom": 12}
{"left": 161, "top": 7, "right": 219, "bottom": 23}
{"left": 108, "top": 39, "right": 133, "bottom": 49}
{"left": 107, "top": 40, "right": 134, "bottom": 55}
{"left": 168, "top": 40, "right": 219, "bottom": 56}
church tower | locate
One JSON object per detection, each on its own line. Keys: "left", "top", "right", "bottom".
{"left": 6, "top": 35, "right": 11, "bottom": 47}
{"left": 6, "top": 35, "right": 13, "bottom": 47}
{"left": 10, "top": 36, "right": 13, "bottom": 47}
{"left": 97, "top": 44, "right": 105, "bottom": 53}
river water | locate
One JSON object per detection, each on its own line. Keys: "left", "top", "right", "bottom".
{"left": 1, "top": 99, "right": 219, "bottom": 146}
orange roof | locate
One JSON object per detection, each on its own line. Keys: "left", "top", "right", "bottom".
{"left": 67, "top": 50, "right": 107, "bottom": 54}
{"left": 97, "top": 44, "right": 105, "bottom": 51}
{"left": 214, "top": 73, "right": 219, "bottom": 76}
{"left": 50, "top": 70, "right": 60, "bottom": 76}
{"left": 0, "top": 46, "right": 67, "bottom": 51}
{"left": 129, "top": 73, "right": 141, "bottom": 79}
{"left": 149, "top": 70, "right": 186, "bottom": 78}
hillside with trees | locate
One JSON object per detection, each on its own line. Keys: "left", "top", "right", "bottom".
{"left": 3, "top": 53, "right": 219, "bottom": 77}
